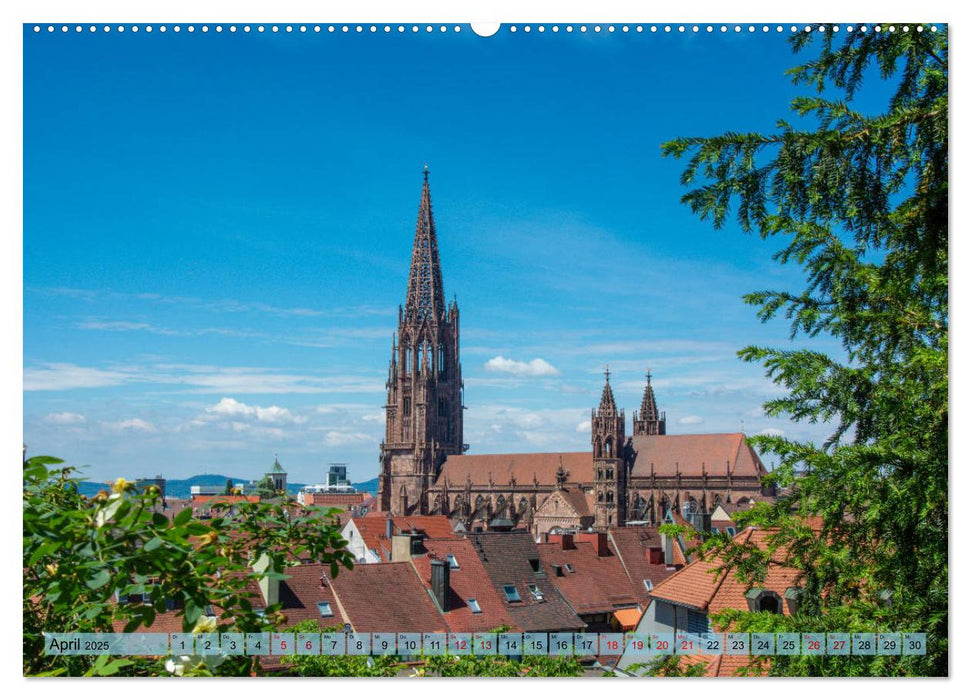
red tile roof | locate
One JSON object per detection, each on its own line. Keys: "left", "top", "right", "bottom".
{"left": 648, "top": 527, "right": 803, "bottom": 614}
{"left": 630, "top": 433, "right": 767, "bottom": 479}
{"left": 191, "top": 494, "right": 260, "bottom": 506}
{"left": 467, "top": 532, "right": 586, "bottom": 633}
{"left": 350, "top": 514, "right": 459, "bottom": 562}
{"left": 411, "top": 539, "right": 519, "bottom": 633}
{"left": 436, "top": 452, "right": 593, "bottom": 487}
{"left": 329, "top": 562, "right": 448, "bottom": 633}
{"left": 607, "top": 526, "right": 683, "bottom": 607}
{"left": 535, "top": 537, "right": 640, "bottom": 617}
{"left": 300, "top": 492, "right": 370, "bottom": 508}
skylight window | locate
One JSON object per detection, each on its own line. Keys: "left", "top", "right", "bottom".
{"left": 528, "top": 584, "right": 543, "bottom": 601}
{"left": 726, "top": 527, "right": 737, "bottom": 536}
{"left": 503, "top": 585, "right": 522, "bottom": 603}
{"left": 446, "top": 554, "right": 460, "bottom": 569}
{"left": 643, "top": 579, "right": 654, "bottom": 592}
{"left": 467, "top": 598, "right": 482, "bottom": 613}
{"left": 565, "top": 563, "right": 575, "bottom": 573}
{"left": 317, "top": 601, "right": 333, "bottom": 617}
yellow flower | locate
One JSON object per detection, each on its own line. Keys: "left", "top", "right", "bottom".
{"left": 192, "top": 615, "right": 218, "bottom": 634}
{"left": 45, "top": 563, "right": 58, "bottom": 576}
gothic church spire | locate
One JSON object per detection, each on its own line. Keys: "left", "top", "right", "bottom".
{"left": 404, "top": 165, "right": 446, "bottom": 324}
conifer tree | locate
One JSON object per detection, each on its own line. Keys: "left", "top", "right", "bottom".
{"left": 663, "top": 25, "right": 947, "bottom": 676}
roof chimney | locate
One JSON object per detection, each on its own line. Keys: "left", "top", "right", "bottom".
{"left": 648, "top": 547, "right": 664, "bottom": 565}
{"left": 391, "top": 534, "right": 412, "bottom": 562}
{"left": 253, "top": 553, "right": 280, "bottom": 607}
{"left": 430, "top": 559, "right": 450, "bottom": 611}
{"left": 561, "top": 533, "right": 574, "bottom": 550}
{"left": 661, "top": 532, "right": 674, "bottom": 566}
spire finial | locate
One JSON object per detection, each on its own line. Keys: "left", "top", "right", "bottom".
{"left": 605, "top": 364, "right": 611, "bottom": 383}
{"left": 646, "top": 366, "right": 652, "bottom": 383}
{"left": 423, "top": 163, "right": 429, "bottom": 182}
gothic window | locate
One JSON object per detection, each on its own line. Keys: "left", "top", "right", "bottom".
{"left": 438, "top": 397, "right": 447, "bottom": 417}
{"left": 594, "top": 438, "right": 602, "bottom": 458}
{"left": 606, "top": 491, "right": 614, "bottom": 503}
{"left": 519, "top": 497, "right": 528, "bottom": 513}
{"left": 597, "top": 491, "right": 604, "bottom": 502}
{"left": 403, "top": 397, "right": 411, "bottom": 415}
{"left": 606, "top": 468, "right": 614, "bottom": 480}
{"left": 417, "top": 344, "right": 424, "bottom": 371}
{"left": 597, "top": 468, "right": 603, "bottom": 481}
{"left": 404, "top": 346, "right": 412, "bottom": 375}
{"left": 438, "top": 343, "right": 446, "bottom": 375}
{"left": 605, "top": 438, "right": 613, "bottom": 458}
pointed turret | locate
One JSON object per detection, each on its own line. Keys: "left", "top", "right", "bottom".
{"left": 633, "top": 368, "right": 666, "bottom": 435}
{"left": 404, "top": 165, "right": 446, "bottom": 324}
{"left": 598, "top": 366, "right": 619, "bottom": 416}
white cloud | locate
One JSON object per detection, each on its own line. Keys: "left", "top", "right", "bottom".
{"left": 44, "top": 411, "right": 86, "bottom": 425}
{"left": 103, "top": 418, "right": 158, "bottom": 433}
{"left": 205, "top": 397, "right": 306, "bottom": 424}
{"left": 758, "top": 428, "right": 785, "bottom": 437}
{"left": 24, "top": 363, "right": 130, "bottom": 391}
{"left": 575, "top": 420, "right": 591, "bottom": 433}
{"left": 323, "top": 431, "right": 374, "bottom": 447}
{"left": 678, "top": 415, "right": 704, "bottom": 425}
{"left": 484, "top": 356, "right": 560, "bottom": 377}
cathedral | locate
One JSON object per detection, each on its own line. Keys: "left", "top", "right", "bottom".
{"left": 377, "top": 171, "right": 775, "bottom": 534}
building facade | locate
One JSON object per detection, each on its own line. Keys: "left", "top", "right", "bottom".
{"left": 379, "top": 173, "right": 775, "bottom": 527}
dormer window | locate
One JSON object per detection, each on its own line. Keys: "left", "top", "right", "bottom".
{"left": 503, "top": 585, "right": 521, "bottom": 603}
{"left": 446, "top": 554, "right": 460, "bottom": 569}
{"left": 726, "top": 526, "right": 737, "bottom": 536}
{"left": 529, "top": 558, "right": 540, "bottom": 573}
{"left": 528, "top": 584, "right": 543, "bottom": 601}
{"left": 317, "top": 601, "right": 333, "bottom": 617}
{"left": 745, "top": 588, "right": 783, "bottom": 614}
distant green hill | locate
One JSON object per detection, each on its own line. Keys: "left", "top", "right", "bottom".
{"left": 75, "top": 473, "right": 379, "bottom": 499}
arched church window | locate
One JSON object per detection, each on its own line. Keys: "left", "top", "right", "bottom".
{"left": 594, "top": 438, "right": 602, "bottom": 458}
{"left": 404, "top": 346, "right": 412, "bottom": 375}
{"left": 605, "top": 438, "right": 613, "bottom": 458}
{"left": 597, "top": 491, "right": 604, "bottom": 502}
{"left": 417, "top": 344, "right": 424, "bottom": 371}
{"left": 606, "top": 468, "right": 614, "bottom": 480}
{"left": 607, "top": 491, "right": 614, "bottom": 503}
{"left": 438, "top": 343, "right": 446, "bottom": 375}
{"left": 438, "top": 397, "right": 447, "bottom": 417}
{"left": 597, "top": 468, "right": 603, "bottom": 481}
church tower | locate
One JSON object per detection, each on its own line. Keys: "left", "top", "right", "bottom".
{"left": 592, "top": 368, "right": 626, "bottom": 529}
{"left": 633, "top": 370, "right": 666, "bottom": 436}
{"left": 378, "top": 168, "right": 464, "bottom": 515}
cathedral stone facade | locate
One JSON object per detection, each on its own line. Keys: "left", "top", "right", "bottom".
{"left": 378, "top": 172, "right": 775, "bottom": 531}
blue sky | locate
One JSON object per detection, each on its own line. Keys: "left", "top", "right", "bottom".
{"left": 23, "top": 24, "right": 892, "bottom": 485}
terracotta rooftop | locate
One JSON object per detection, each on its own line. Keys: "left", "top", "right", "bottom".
{"left": 535, "top": 535, "right": 640, "bottom": 618}
{"left": 630, "top": 433, "right": 767, "bottom": 479}
{"left": 436, "top": 452, "right": 594, "bottom": 488}
{"left": 411, "top": 538, "right": 518, "bottom": 633}
{"left": 329, "top": 562, "right": 448, "bottom": 633}
{"left": 467, "top": 531, "right": 585, "bottom": 632}
{"left": 607, "top": 526, "right": 683, "bottom": 607}
{"left": 350, "top": 514, "right": 459, "bottom": 562}
{"left": 648, "top": 527, "right": 803, "bottom": 614}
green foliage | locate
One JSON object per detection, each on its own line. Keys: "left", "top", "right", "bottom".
{"left": 278, "top": 621, "right": 402, "bottom": 677}
{"left": 23, "top": 455, "right": 354, "bottom": 677}
{"left": 419, "top": 652, "right": 583, "bottom": 677}
{"left": 662, "top": 25, "right": 947, "bottom": 676}
{"left": 626, "top": 655, "right": 706, "bottom": 677}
